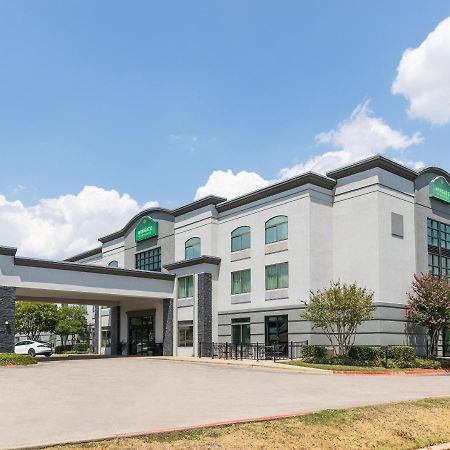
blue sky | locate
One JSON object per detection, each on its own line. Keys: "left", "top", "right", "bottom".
{"left": 1, "top": 1, "right": 450, "bottom": 258}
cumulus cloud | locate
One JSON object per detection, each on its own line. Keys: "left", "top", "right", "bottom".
{"left": 195, "top": 170, "right": 269, "bottom": 200}
{"left": 196, "top": 101, "right": 424, "bottom": 200}
{"left": 0, "top": 186, "right": 158, "bottom": 260}
{"left": 392, "top": 16, "right": 450, "bottom": 124}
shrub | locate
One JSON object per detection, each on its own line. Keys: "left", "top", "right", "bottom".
{"left": 349, "top": 346, "right": 383, "bottom": 363}
{"left": 72, "top": 343, "right": 88, "bottom": 353}
{"left": 55, "top": 344, "right": 72, "bottom": 354}
{"left": 302, "top": 345, "right": 327, "bottom": 359}
{"left": 388, "top": 346, "right": 416, "bottom": 364}
{"left": 0, "top": 353, "right": 37, "bottom": 366}
{"left": 413, "top": 357, "right": 442, "bottom": 370}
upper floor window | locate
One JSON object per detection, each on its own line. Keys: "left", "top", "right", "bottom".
{"left": 231, "top": 269, "right": 251, "bottom": 295}
{"left": 185, "top": 237, "right": 201, "bottom": 260}
{"left": 108, "top": 260, "right": 119, "bottom": 268}
{"left": 135, "top": 247, "right": 161, "bottom": 272}
{"left": 231, "top": 226, "right": 251, "bottom": 252}
{"left": 265, "top": 262, "right": 289, "bottom": 290}
{"left": 265, "top": 216, "right": 288, "bottom": 244}
{"left": 178, "top": 275, "right": 194, "bottom": 298}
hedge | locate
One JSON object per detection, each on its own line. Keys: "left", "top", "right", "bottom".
{"left": 55, "top": 343, "right": 89, "bottom": 354}
{"left": 0, "top": 353, "right": 37, "bottom": 366}
{"left": 302, "top": 345, "right": 327, "bottom": 359}
{"left": 348, "top": 345, "right": 384, "bottom": 363}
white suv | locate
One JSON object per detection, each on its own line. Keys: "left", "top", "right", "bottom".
{"left": 15, "top": 340, "right": 53, "bottom": 357}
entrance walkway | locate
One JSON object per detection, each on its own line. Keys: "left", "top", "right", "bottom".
{"left": 0, "top": 357, "right": 449, "bottom": 449}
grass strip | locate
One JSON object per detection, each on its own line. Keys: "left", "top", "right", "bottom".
{"left": 47, "top": 397, "right": 450, "bottom": 450}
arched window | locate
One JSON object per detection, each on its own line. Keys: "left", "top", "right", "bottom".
{"left": 231, "top": 226, "right": 251, "bottom": 252}
{"left": 108, "top": 260, "right": 119, "bottom": 268}
{"left": 265, "top": 215, "right": 288, "bottom": 244}
{"left": 185, "top": 237, "right": 201, "bottom": 260}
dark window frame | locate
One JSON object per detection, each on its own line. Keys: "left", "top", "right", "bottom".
{"left": 428, "top": 218, "right": 450, "bottom": 280}
{"left": 135, "top": 247, "right": 162, "bottom": 272}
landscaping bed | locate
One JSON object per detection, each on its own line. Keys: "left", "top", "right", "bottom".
{"left": 46, "top": 398, "right": 450, "bottom": 450}
{"left": 0, "top": 353, "right": 37, "bottom": 366}
{"left": 284, "top": 344, "right": 450, "bottom": 373}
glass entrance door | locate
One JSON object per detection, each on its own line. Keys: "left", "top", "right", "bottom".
{"left": 265, "top": 315, "right": 288, "bottom": 356}
{"left": 129, "top": 315, "right": 154, "bottom": 355}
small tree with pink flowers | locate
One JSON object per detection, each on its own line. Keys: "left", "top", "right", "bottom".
{"left": 407, "top": 273, "right": 450, "bottom": 356}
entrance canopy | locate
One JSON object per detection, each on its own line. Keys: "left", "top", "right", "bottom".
{"left": 0, "top": 246, "right": 175, "bottom": 306}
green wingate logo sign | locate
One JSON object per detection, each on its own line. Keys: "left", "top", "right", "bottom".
{"left": 135, "top": 216, "right": 158, "bottom": 242}
{"left": 429, "top": 176, "right": 450, "bottom": 204}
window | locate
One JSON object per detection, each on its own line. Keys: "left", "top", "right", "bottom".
{"left": 427, "top": 218, "right": 450, "bottom": 280}
{"left": 231, "top": 226, "right": 251, "bottom": 252}
{"left": 231, "top": 269, "right": 251, "bottom": 295}
{"left": 135, "top": 247, "right": 161, "bottom": 271}
{"left": 178, "top": 321, "right": 193, "bottom": 347}
{"left": 231, "top": 318, "right": 250, "bottom": 344}
{"left": 265, "top": 262, "right": 289, "bottom": 290}
{"left": 178, "top": 275, "right": 194, "bottom": 298}
{"left": 265, "top": 216, "right": 288, "bottom": 244}
{"left": 185, "top": 237, "right": 201, "bottom": 260}
{"left": 108, "top": 260, "right": 119, "bottom": 268}
{"left": 101, "top": 327, "right": 111, "bottom": 348}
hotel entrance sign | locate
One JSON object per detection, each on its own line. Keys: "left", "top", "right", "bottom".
{"left": 135, "top": 217, "right": 158, "bottom": 242}
{"left": 429, "top": 176, "right": 450, "bottom": 204}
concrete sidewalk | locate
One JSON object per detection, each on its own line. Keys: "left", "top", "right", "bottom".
{"left": 152, "top": 355, "right": 331, "bottom": 374}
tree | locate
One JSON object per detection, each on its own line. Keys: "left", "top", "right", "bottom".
{"left": 406, "top": 273, "right": 450, "bottom": 356}
{"left": 302, "top": 281, "right": 375, "bottom": 356}
{"left": 15, "top": 302, "right": 58, "bottom": 340}
{"left": 54, "top": 305, "right": 88, "bottom": 345}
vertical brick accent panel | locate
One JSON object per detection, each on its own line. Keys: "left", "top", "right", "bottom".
{"left": 197, "top": 273, "right": 212, "bottom": 347}
{"left": 0, "top": 286, "right": 16, "bottom": 353}
{"left": 110, "top": 306, "right": 121, "bottom": 355}
{"left": 163, "top": 299, "right": 174, "bottom": 356}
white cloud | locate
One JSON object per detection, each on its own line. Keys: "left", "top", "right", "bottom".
{"left": 196, "top": 101, "right": 424, "bottom": 200}
{"left": 195, "top": 170, "right": 269, "bottom": 200}
{"left": 0, "top": 186, "right": 158, "bottom": 260}
{"left": 279, "top": 100, "right": 423, "bottom": 178}
{"left": 392, "top": 16, "right": 450, "bottom": 124}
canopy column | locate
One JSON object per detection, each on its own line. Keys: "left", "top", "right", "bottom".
{"left": 0, "top": 286, "right": 16, "bottom": 353}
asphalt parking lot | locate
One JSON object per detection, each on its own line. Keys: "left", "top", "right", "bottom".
{"left": 0, "top": 357, "right": 449, "bottom": 449}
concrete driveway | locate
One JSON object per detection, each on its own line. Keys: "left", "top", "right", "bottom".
{"left": 0, "top": 357, "right": 449, "bottom": 449}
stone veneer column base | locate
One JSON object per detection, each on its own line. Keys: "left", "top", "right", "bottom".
{"left": 197, "top": 273, "right": 212, "bottom": 349}
{"left": 0, "top": 286, "right": 16, "bottom": 353}
{"left": 163, "top": 299, "right": 174, "bottom": 356}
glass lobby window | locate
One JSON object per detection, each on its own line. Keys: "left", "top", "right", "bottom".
{"left": 185, "top": 237, "right": 201, "bottom": 260}
{"left": 101, "top": 327, "right": 111, "bottom": 347}
{"left": 178, "top": 321, "right": 193, "bottom": 347}
{"left": 265, "top": 215, "right": 288, "bottom": 244}
{"left": 231, "top": 226, "right": 251, "bottom": 252}
{"left": 265, "top": 262, "right": 289, "bottom": 290}
{"left": 231, "top": 318, "right": 251, "bottom": 344}
{"left": 108, "top": 260, "right": 119, "bottom": 268}
{"left": 231, "top": 269, "right": 251, "bottom": 295}
{"left": 427, "top": 218, "right": 450, "bottom": 280}
{"left": 135, "top": 247, "right": 161, "bottom": 271}
{"left": 178, "top": 276, "right": 194, "bottom": 298}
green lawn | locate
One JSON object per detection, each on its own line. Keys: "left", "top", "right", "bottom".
{"left": 0, "top": 353, "right": 37, "bottom": 366}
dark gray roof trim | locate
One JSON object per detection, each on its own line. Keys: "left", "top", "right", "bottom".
{"left": 65, "top": 246, "right": 103, "bottom": 262}
{"left": 172, "top": 195, "right": 226, "bottom": 216}
{"left": 417, "top": 167, "right": 450, "bottom": 183}
{"left": 98, "top": 196, "right": 226, "bottom": 244}
{"left": 164, "top": 255, "right": 221, "bottom": 271}
{"left": 0, "top": 245, "right": 18, "bottom": 256}
{"left": 14, "top": 257, "right": 175, "bottom": 280}
{"left": 216, "top": 172, "right": 335, "bottom": 213}
{"left": 326, "top": 155, "right": 418, "bottom": 181}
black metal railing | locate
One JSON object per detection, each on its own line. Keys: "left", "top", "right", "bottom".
{"left": 198, "top": 341, "right": 308, "bottom": 362}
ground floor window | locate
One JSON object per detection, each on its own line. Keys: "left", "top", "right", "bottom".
{"left": 231, "top": 318, "right": 251, "bottom": 344}
{"left": 265, "top": 315, "right": 288, "bottom": 345}
{"left": 178, "top": 320, "right": 193, "bottom": 347}
{"left": 101, "top": 326, "right": 111, "bottom": 348}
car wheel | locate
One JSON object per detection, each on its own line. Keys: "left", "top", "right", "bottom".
{"left": 28, "top": 348, "right": 36, "bottom": 357}
{"left": 45, "top": 353, "right": 51, "bottom": 357}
